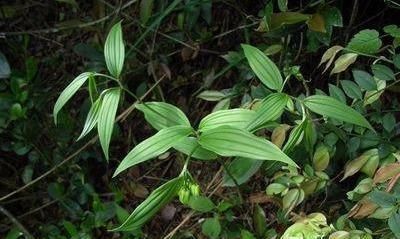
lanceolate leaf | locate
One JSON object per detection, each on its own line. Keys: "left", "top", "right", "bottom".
{"left": 112, "top": 177, "right": 183, "bottom": 231}
{"left": 199, "top": 108, "right": 256, "bottom": 131}
{"left": 104, "top": 21, "right": 125, "bottom": 78}
{"left": 319, "top": 45, "right": 343, "bottom": 73}
{"left": 77, "top": 97, "right": 102, "bottom": 141}
{"left": 98, "top": 88, "right": 121, "bottom": 160}
{"left": 330, "top": 53, "right": 358, "bottom": 75}
{"left": 136, "top": 102, "right": 191, "bottom": 130}
{"left": 246, "top": 93, "right": 288, "bottom": 131}
{"left": 173, "top": 137, "right": 217, "bottom": 160}
{"left": 304, "top": 95, "right": 373, "bottom": 130}
{"left": 198, "top": 126, "right": 297, "bottom": 167}
{"left": 53, "top": 72, "right": 92, "bottom": 124}
{"left": 282, "top": 121, "right": 306, "bottom": 154}
{"left": 223, "top": 157, "right": 263, "bottom": 187}
{"left": 88, "top": 75, "right": 98, "bottom": 103}
{"left": 113, "top": 125, "right": 193, "bottom": 177}
{"left": 242, "top": 44, "right": 283, "bottom": 90}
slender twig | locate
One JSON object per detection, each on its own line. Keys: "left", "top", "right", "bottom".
{"left": 0, "top": 75, "right": 167, "bottom": 202}
{"left": 0, "top": 205, "right": 34, "bottom": 239}
{"left": 211, "top": 22, "right": 258, "bottom": 40}
{"left": 17, "top": 200, "right": 58, "bottom": 219}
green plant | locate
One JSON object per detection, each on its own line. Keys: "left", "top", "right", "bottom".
{"left": 52, "top": 16, "right": 390, "bottom": 237}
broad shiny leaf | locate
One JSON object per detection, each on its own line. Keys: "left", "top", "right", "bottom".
{"left": 77, "top": 97, "right": 102, "bottom": 140}
{"left": 199, "top": 108, "right": 256, "bottom": 131}
{"left": 173, "top": 137, "right": 217, "bottom": 160}
{"left": 53, "top": 72, "right": 92, "bottom": 124}
{"left": 114, "top": 125, "right": 193, "bottom": 177}
{"left": 104, "top": 21, "right": 124, "bottom": 78}
{"left": 246, "top": 93, "right": 288, "bottom": 131}
{"left": 198, "top": 126, "right": 297, "bottom": 167}
{"left": 136, "top": 102, "right": 191, "bottom": 130}
{"left": 242, "top": 44, "right": 283, "bottom": 90}
{"left": 112, "top": 177, "right": 182, "bottom": 231}
{"left": 223, "top": 157, "right": 263, "bottom": 187}
{"left": 304, "top": 95, "right": 373, "bottom": 130}
{"left": 347, "top": 29, "right": 382, "bottom": 54}
{"left": 98, "top": 88, "right": 121, "bottom": 160}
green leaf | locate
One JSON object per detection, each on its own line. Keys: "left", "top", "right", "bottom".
{"left": 282, "top": 188, "right": 300, "bottom": 210}
{"left": 330, "top": 53, "right": 358, "bottom": 75}
{"left": 112, "top": 177, "right": 182, "bottom": 231}
{"left": 266, "top": 183, "right": 286, "bottom": 195}
{"left": 201, "top": 217, "right": 221, "bottom": 239}
{"left": 88, "top": 75, "right": 98, "bottom": 103}
{"left": 173, "top": 137, "right": 217, "bottom": 160}
{"left": 222, "top": 157, "right": 263, "bottom": 187}
{"left": 188, "top": 196, "right": 215, "bottom": 212}
{"left": 213, "top": 98, "right": 230, "bottom": 112}
{"left": 5, "top": 227, "right": 23, "bottom": 239}
{"left": 246, "top": 93, "right": 288, "bottom": 131}
{"left": 53, "top": 72, "right": 92, "bottom": 124}
{"left": 242, "top": 44, "right": 283, "bottom": 90}
{"left": 303, "top": 95, "right": 373, "bottom": 130}
{"left": 369, "top": 191, "right": 397, "bottom": 208}
{"left": 277, "top": 0, "right": 288, "bottom": 11}
{"left": 140, "top": 0, "right": 154, "bottom": 24}
{"left": 383, "top": 113, "right": 396, "bottom": 132}
{"left": 340, "top": 80, "right": 362, "bottom": 99}
{"left": 384, "top": 25, "right": 400, "bottom": 38}
{"left": 77, "top": 97, "right": 102, "bottom": 140}
{"left": 371, "top": 64, "right": 395, "bottom": 81}
{"left": 389, "top": 212, "right": 400, "bottom": 237}
{"left": 197, "top": 90, "right": 226, "bottom": 101}
{"left": 241, "top": 230, "right": 257, "bottom": 239}
{"left": 253, "top": 204, "right": 267, "bottom": 237}
{"left": 319, "top": 46, "right": 343, "bottom": 73}
{"left": 98, "top": 88, "right": 121, "bottom": 160}
{"left": 104, "top": 21, "right": 124, "bottom": 78}
{"left": 270, "top": 12, "right": 311, "bottom": 29}
{"left": 347, "top": 29, "right": 382, "bottom": 54}
{"left": 394, "top": 54, "right": 400, "bottom": 69}
{"left": 329, "top": 84, "right": 346, "bottom": 103}
{"left": 113, "top": 125, "right": 193, "bottom": 177}
{"left": 282, "top": 121, "right": 306, "bottom": 154}
{"left": 199, "top": 108, "right": 256, "bottom": 131}
{"left": 136, "top": 102, "right": 191, "bottom": 131}
{"left": 198, "top": 126, "right": 297, "bottom": 167}
{"left": 352, "top": 70, "right": 377, "bottom": 91}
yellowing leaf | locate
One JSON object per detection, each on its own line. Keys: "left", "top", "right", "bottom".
{"left": 330, "top": 53, "right": 358, "bottom": 75}
{"left": 270, "top": 12, "right": 311, "bottom": 29}
{"left": 307, "top": 13, "right": 326, "bottom": 33}
{"left": 319, "top": 45, "right": 343, "bottom": 73}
